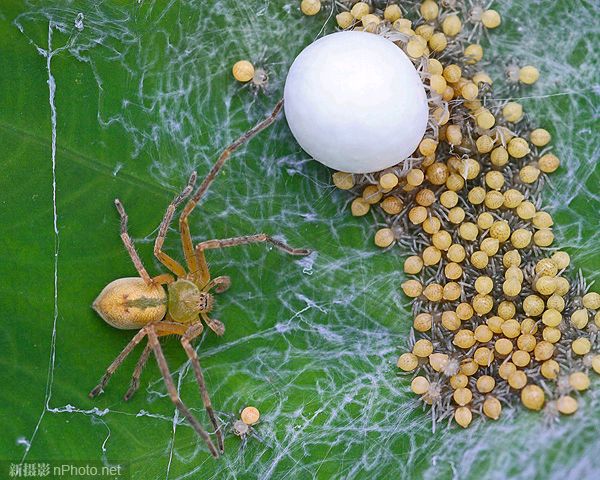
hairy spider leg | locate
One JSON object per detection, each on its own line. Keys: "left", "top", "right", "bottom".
{"left": 146, "top": 326, "right": 220, "bottom": 458}
{"left": 120, "top": 323, "right": 224, "bottom": 450}
{"left": 200, "top": 313, "right": 225, "bottom": 337}
{"left": 123, "top": 342, "right": 152, "bottom": 401}
{"left": 178, "top": 99, "right": 285, "bottom": 286}
{"left": 114, "top": 199, "right": 152, "bottom": 285}
{"left": 191, "top": 235, "right": 309, "bottom": 337}
{"left": 185, "top": 234, "right": 311, "bottom": 340}
{"left": 202, "top": 275, "right": 231, "bottom": 294}
{"left": 180, "top": 322, "right": 224, "bottom": 453}
{"left": 153, "top": 172, "right": 198, "bottom": 278}
{"left": 89, "top": 322, "right": 187, "bottom": 398}
{"left": 89, "top": 327, "right": 149, "bottom": 398}
{"left": 195, "top": 233, "right": 311, "bottom": 256}
{"left": 151, "top": 273, "right": 176, "bottom": 285}
{"left": 122, "top": 320, "right": 185, "bottom": 401}
{"left": 92, "top": 320, "right": 222, "bottom": 455}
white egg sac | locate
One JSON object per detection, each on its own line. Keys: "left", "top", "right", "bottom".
{"left": 284, "top": 31, "right": 428, "bottom": 174}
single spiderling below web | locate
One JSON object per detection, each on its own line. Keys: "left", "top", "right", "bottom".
{"left": 250, "top": 67, "right": 270, "bottom": 92}
{"left": 218, "top": 406, "right": 263, "bottom": 449}
{"left": 232, "top": 59, "right": 270, "bottom": 93}
{"left": 88, "top": 101, "right": 310, "bottom": 459}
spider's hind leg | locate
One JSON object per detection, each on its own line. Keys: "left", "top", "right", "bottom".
{"left": 123, "top": 342, "right": 152, "bottom": 401}
{"left": 89, "top": 327, "right": 149, "bottom": 398}
{"left": 146, "top": 326, "right": 220, "bottom": 458}
{"left": 180, "top": 321, "right": 225, "bottom": 453}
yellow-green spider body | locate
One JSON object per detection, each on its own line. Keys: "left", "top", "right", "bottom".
{"left": 93, "top": 277, "right": 215, "bottom": 330}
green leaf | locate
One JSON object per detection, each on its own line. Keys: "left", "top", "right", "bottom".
{"left": 1, "top": 1, "right": 599, "bottom": 479}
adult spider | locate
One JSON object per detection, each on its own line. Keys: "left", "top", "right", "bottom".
{"left": 89, "top": 100, "right": 310, "bottom": 459}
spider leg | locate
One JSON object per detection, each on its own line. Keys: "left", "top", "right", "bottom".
{"left": 249, "top": 428, "right": 263, "bottom": 443}
{"left": 203, "top": 275, "right": 231, "bottom": 293}
{"left": 114, "top": 199, "right": 152, "bottom": 285}
{"left": 195, "top": 234, "right": 311, "bottom": 256}
{"left": 146, "top": 326, "right": 220, "bottom": 458}
{"left": 91, "top": 321, "right": 187, "bottom": 399}
{"left": 123, "top": 342, "right": 152, "bottom": 401}
{"left": 180, "top": 321, "right": 224, "bottom": 453}
{"left": 153, "top": 172, "right": 197, "bottom": 279}
{"left": 201, "top": 313, "right": 225, "bottom": 337}
{"left": 151, "top": 273, "right": 175, "bottom": 285}
{"left": 89, "top": 327, "right": 148, "bottom": 398}
{"left": 179, "top": 100, "right": 285, "bottom": 285}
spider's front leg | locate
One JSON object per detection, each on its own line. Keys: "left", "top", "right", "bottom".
{"left": 195, "top": 234, "right": 311, "bottom": 257}
{"left": 153, "top": 172, "right": 197, "bottom": 278}
{"left": 201, "top": 313, "right": 226, "bottom": 337}
{"left": 178, "top": 100, "right": 286, "bottom": 285}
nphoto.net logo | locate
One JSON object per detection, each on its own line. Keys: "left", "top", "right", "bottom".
{"left": 3, "top": 461, "right": 129, "bottom": 479}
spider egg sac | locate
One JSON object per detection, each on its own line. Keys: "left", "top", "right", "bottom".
{"left": 283, "top": 31, "right": 428, "bottom": 173}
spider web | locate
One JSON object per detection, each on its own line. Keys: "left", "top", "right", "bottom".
{"left": 9, "top": 0, "right": 600, "bottom": 479}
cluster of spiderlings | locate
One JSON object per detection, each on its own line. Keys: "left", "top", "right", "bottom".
{"left": 318, "top": 1, "right": 600, "bottom": 429}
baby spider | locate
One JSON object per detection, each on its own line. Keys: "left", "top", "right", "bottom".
{"left": 463, "top": 1, "right": 498, "bottom": 42}
{"left": 232, "top": 59, "right": 269, "bottom": 94}
{"left": 250, "top": 67, "right": 269, "bottom": 93}
{"left": 501, "top": 57, "right": 538, "bottom": 93}
{"left": 228, "top": 406, "right": 262, "bottom": 449}
{"left": 89, "top": 100, "right": 310, "bottom": 459}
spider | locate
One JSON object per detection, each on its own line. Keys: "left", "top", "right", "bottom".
{"left": 88, "top": 100, "right": 310, "bottom": 459}
{"left": 231, "top": 419, "right": 261, "bottom": 449}
{"left": 250, "top": 67, "right": 269, "bottom": 94}
{"left": 220, "top": 406, "right": 262, "bottom": 449}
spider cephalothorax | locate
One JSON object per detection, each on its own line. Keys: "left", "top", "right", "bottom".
{"left": 88, "top": 100, "right": 310, "bottom": 459}
{"left": 232, "top": 419, "right": 249, "bottom": 437}
{"left": 168, "top": 280, "right": 214, "bottom": 320}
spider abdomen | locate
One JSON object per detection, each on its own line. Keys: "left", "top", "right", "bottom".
{"left": 93, "top": 277, "right": 167, "bottom": 330}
